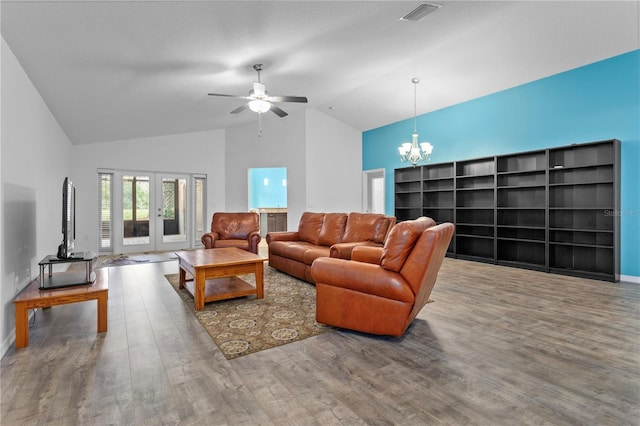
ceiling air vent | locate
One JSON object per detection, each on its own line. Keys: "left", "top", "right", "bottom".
{"left": 399, "top": 3, "right": 441, "bottom": 22}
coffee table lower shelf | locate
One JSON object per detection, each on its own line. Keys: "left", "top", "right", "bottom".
{"left": 182, "top": 276, "right": 259, "bottom": 304}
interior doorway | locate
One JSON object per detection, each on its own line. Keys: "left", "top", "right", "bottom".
{"left": 363, "top": 169, "right": 385, "bottom": 214}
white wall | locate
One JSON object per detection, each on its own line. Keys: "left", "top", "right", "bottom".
{"left": 305, "top": 109, "right": 362, "bottom": 213}
{"left": 71, "top": 129, "right": 226, "bottom": 253}
{"left": 0, "top": 37, "right": 3, "bottom": 359}
{"left": 1, "top": 37, "right": 73, "bottom": 355}
{"left": 225, "top": 109, "right": 362, "bottom": 230}
{"left": 225, "top": 111, "right": 307, "bottom": 230}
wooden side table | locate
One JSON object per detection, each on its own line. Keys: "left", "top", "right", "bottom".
{"left": 13, "top": 267, "right": 108, "bottom": 349}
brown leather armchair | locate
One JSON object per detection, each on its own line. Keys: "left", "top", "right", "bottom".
{"left": 311, "top": 217, "right": 454, "bottom": 336}
{"left": 201, "top": 212, "right": 261, "bottom": 254}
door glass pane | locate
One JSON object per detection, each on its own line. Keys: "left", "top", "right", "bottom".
{"left": 162, "top": 177, "right": 187, "bottom": 243}
{"left": 123, "top": 175, "right": 150, "bottom": 245}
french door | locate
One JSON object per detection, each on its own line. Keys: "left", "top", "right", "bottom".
{"left": 113, "top": 171, "right": 191, "bottom": 254}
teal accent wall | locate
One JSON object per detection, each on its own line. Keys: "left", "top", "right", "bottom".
{"left": 249, "top": 167, "right": 287, "bottom": 209}
{"left": 363, "top": 50, "right": 639, "bottom": 278}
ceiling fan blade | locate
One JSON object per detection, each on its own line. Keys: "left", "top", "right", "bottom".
{"left": 208, "top": 93, "right": 247, "bottom": 100}
{"left": 270, "top": 105, "right": 288, "bottom": 117}
{"left": 269, "top": 95, "right": 308, "bottom": 103}
{"left": 230, "top": 104, "right": 248, "bottom": 114}
{"left": 253, "top": 82, "right": 267, "bottom": 96}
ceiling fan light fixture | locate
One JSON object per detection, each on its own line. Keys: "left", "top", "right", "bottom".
{"left": 399, "top": 3, "right": 441, "bottom": 22}
{"left": 248, "top": 99, "right": 271, "bottom": 113}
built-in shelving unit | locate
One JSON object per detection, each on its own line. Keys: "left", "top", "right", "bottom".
{"left": 422, "top": 163, "right": 455, "bottom": 255}
{"left": 547, "top": 142, "right": 620, "bottom": 281}
{"left": 394, "top": 139, "right": 620, "bottom": 281}
{"left": 455, "top": 156, "right": 495, "bottom": 263}
{"left": 394, "top": 166, "right": 422, "bottom": 222}
{"left": 496, "top": 149, "right": 547, "bottom": 271}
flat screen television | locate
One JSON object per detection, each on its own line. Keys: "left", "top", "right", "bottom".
{"left": 57, "top": 177, "right": 76, "bottom": 259}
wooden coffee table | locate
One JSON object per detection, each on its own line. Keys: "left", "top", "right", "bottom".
{"left": 174, "top": 248, "right": 267, "bottom": 310}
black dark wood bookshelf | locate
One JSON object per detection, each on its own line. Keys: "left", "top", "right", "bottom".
{"left": 394, "top": 139, "right": 620, "bottom": 282}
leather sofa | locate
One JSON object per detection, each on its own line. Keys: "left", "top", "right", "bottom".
{"left": 201, "top": 212, "right": 261, "bottom": 254}
{"left": 311, "top": 217, "right": 452, "bottom": 336}
{"left": 266, "top": 211, "right": 396, "bottom": 283}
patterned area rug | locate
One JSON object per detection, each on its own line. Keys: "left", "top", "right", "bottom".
{"left": 96, "top": 252, "right": 178, "bottom": 268}
{"left": 164, "top": 267, "right": 331, "bottom": 359}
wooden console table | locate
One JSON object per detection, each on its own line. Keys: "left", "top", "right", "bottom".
{"left": 13, "top": 267, "right": 108, "bottom": 349}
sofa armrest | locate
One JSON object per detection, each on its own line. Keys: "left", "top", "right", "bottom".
{"left": 330, "top": 241, "right": 382, "bottom": 260}
{"left": 351, "top": 246, "right": 383, "bottom": 265}
{"left": 310, "top": 257, "right": 414, "bottom": 302}
{"left": 201, "top": 231, "right": 220, "bottom": 248}
{"left": 248, "top": 231, "right": 262, "bottom": 254}
{"left": 266, "top": 231, "right": 300, "bottom": 244}
{"left": 330, "top": 242, "right": 358, "bottom": 259}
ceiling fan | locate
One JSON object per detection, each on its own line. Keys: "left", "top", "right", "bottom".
{"left": 208, "top": 64, "right": 308, "bottom": 117}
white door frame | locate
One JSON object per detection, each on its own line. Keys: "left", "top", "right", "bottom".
{"left": 112, "top": 170, "right": 192, "bottom": 254}
{"left": 362, "top": 168, "right": 386, "bottom": 214}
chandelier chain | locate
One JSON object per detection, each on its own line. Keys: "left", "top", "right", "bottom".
{"left": 413, "top": 78, "right": 418, "bottom": 133}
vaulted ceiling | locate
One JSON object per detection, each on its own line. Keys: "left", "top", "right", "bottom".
{"left": 2, "top": 1, "right": 638, "bottom": 145}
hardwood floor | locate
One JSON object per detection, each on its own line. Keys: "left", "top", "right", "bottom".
{"left": 1, "top": 258, "right": 639, "bottom": 425}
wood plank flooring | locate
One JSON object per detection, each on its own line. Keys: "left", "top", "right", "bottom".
{"left": 1, "top": 258, "right": 638, "bottom": 425}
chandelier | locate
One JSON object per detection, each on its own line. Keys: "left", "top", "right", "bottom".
{"left": 398, "top": 78, "right": 433, "bottom": 167}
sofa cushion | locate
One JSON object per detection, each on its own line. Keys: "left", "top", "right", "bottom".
{"left": 342, "top": 213, "right": 390, "bottom": 244}
{"left": 318, "top": 213, "right": 348, "bottom": 246}
{"left": 381, "top": 217, "right": 435, "bottom": 272}
{"left": 213, "top": 239, "right": 250, "bottom": 251}
{"left": 213, "top": 212, "right": 258, "bottom": 239}
{"left": 269, "top": 240, "right": 317, "bottom": 263}
{"left": 297, "top": 212, "right": 325, "bottom": 245}
{"left": 303, "top": 246, "right": 332, "bottom": 265}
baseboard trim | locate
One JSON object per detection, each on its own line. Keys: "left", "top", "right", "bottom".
{"left": 620, "top": 274, "right": 640, "bottom": 284}
{"left": 1, "top": 309, "right": 36, "bottom": 357}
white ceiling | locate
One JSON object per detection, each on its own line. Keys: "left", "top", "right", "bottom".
{"left": 2, "top": 1, "right": 638, "bottom": 145}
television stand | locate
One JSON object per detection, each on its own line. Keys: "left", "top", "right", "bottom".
{"left": 14, "top": 267, "right": 108, "bottom": 348}
{"left": 38, "top": 251, "right": 97, "bottom": 290}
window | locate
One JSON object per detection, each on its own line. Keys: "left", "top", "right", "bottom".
{"left": 98, "top": 171, "right": 113, "bottom": 251}
{"left": 194, "top": 175, "right": 207, "bottom": 247}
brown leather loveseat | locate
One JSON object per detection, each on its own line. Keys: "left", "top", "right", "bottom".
{"left": 266, "top": 211, "right": 396, "bottom": 283}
